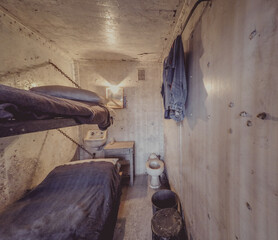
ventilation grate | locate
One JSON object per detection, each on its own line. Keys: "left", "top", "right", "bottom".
{"left": 138, "top": 69, "right": 145, "bottom": 80}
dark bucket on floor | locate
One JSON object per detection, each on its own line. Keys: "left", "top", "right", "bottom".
{"left": 151, "top": 189, "right": 179, "bottom": 214}
{"left": 151, "top": 208, "right": 183, "bottom": 240}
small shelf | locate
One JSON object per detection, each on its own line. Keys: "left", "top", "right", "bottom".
{"left": 118, "top": 160, "right": 130, "bottom": 166}
{"left": 118, "top": 160, "right": 130, "bottom": 175}
{"left": 120, "top": 165, "right": 130, "bottom": 176}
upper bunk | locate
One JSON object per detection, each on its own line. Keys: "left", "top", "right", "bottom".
{"left": 0, "top": 84, "right": 112, "bottom": 138}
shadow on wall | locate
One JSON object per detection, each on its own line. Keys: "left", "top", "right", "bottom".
{"left": 184, "top": 21, "right": 208, "bottom": 130}
{"left": 82, "top": 52, "right": 138, "bottom": 87}
{"left": 82, "top": 50, "right": 138, "bottom": 63}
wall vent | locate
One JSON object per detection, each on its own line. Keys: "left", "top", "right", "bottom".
{"left": 138, "top": 69, "right": 145, "bottom": 80}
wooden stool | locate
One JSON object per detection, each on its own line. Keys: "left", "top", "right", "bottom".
{"left": 151, "top": 208, "right": 183, "bottom": 240}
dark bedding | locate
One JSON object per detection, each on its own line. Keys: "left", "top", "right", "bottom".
{"left": 0, "top": 84, "right": 111, "bottom": 130}
{"left": 0, "top": 161, "right": 121, "bottom": 240}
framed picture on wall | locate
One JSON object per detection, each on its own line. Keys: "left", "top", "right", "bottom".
{"left": 106, "top": 87, "right": 124, "bottom": 109}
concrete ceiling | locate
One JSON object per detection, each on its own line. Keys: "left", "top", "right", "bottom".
{"left": 0, "top": 0, "right": 183, "bottom": 61}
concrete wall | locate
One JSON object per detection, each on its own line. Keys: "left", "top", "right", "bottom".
{"left": 78, "top": 60, "right": 164, "bottom": 174}
{"left": 164, "top": 0, "right": 278, "bottom": 239}
{"left": 0, "top": 9, "right": 79, "bottom": 211}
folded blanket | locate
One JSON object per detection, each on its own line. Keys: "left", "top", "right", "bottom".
{"left": 0, "top": 84, "right": 111, "bottom": 130}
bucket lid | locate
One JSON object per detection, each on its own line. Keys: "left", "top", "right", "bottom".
{"left": 151, "top": 208, "right": 182, "bottom": 238}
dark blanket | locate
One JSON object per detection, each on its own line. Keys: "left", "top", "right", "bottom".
{"left": 0, "top": 161, "right": 121, "bottom": 240}
{"left": 0, "top": 84, "right": 111, "bottom": 130}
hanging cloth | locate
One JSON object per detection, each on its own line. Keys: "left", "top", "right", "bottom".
{"left": 161, "top": 35, "right": 187, "bottom": 122}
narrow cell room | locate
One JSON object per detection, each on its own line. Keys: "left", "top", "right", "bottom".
{"left": 0, "top": 0, "right": 277, "bottom": 240}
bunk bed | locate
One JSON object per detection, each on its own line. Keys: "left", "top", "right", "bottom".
{"left": 0, "top": 84, "right": 121, "bottom": 239}
{"left": 0, "top": 159, "right": 121, "bottom": 240}
{"left": 0, "top": 84, "right": 112, "bottom": 137}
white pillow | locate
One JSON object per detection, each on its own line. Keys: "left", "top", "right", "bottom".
{"left": 64, "top": 158, "right": 119, "bottom": 166}
{"left": 63, "top": 158, "right": 120, "bottom": 172}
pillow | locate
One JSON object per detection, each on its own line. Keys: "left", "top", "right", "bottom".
{"left": 63, "top": 158, "right": 119, "bottom": 166}
{"left": 30, "top": 85, "right": 102, "bottom": 103}
{"left": 62, "top": 158, "right": 121, "bottom": 172}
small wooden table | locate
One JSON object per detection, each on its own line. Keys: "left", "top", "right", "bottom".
{"left": 104, "top": 141, "right": 135, "bottom": 186}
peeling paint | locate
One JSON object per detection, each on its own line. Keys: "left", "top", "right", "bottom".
{"left": 0, "top": 12, "right": 79, "bottom": 211}
{"left": 249, "top": 29, "right": 257, "bottom": 40}
{"left": 246, "top": 120, "right": 252, "bottom": 127}
{"left": 246, "top": 202, "right": 252, "bottom": 211}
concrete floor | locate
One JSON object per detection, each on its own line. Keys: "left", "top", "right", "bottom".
{"left": 113, "top": 174, "right": 169, "bottom": 240}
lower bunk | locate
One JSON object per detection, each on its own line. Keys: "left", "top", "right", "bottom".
{"left": 0, "top": 159, "right": 121, "bottom": 240}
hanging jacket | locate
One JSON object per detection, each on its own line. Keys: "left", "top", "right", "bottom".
{"left": 161, "top": 35, "right": 187, "bottom": 122}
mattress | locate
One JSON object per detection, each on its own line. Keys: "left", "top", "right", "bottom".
{"left": 0, "top": 161, "right": 121, "bottom": 240}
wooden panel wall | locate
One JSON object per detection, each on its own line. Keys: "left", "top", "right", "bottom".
{"left": 164, "top": 0, "right": 278, "bottom": 239}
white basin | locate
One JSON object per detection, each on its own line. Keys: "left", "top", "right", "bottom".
{"left": 84, "top": 129, "right": 107, "bottom": 148}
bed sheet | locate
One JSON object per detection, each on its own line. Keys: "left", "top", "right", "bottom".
{"left": 0, "top": 161, "right": 121, "bottom": 240}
